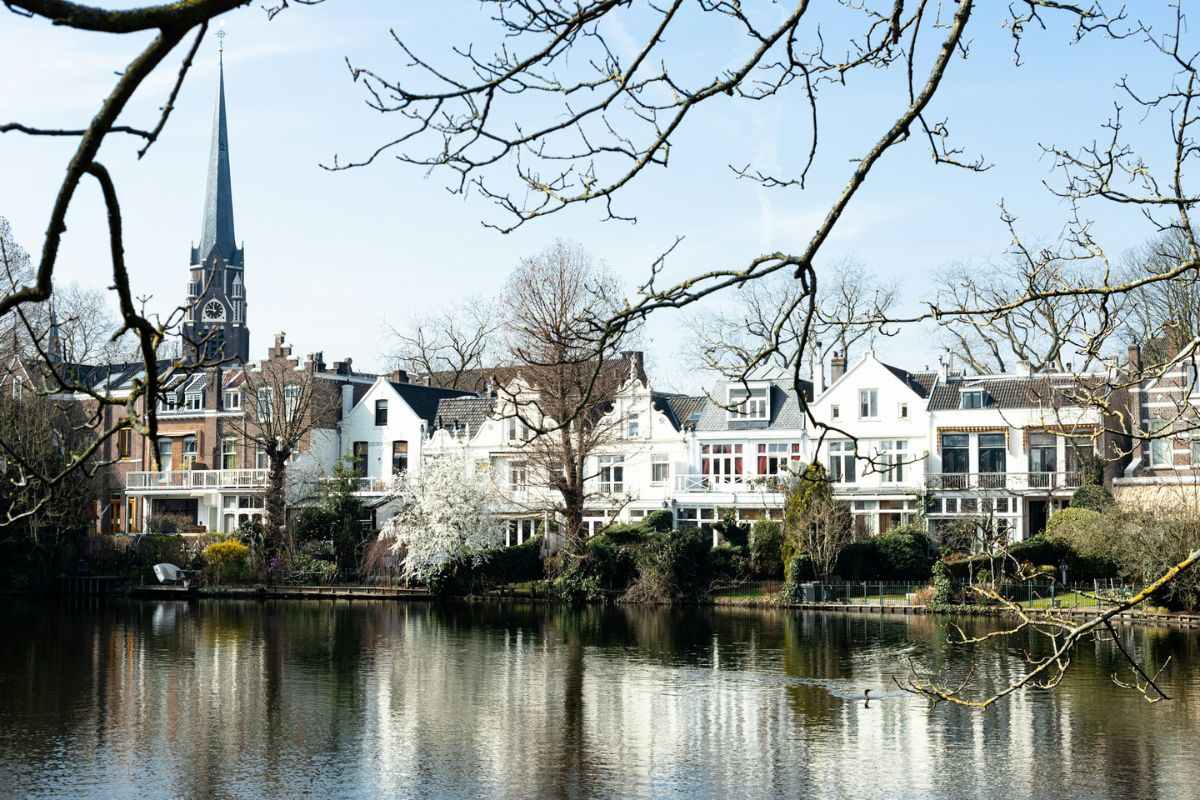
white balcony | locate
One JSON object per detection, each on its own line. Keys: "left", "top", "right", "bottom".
{"left": 925, "top": 471, "right": 1084, "bottom": 492}
{"left": 126, "top": 469, "right": 269, "bottom": 492}
{"left": 674, "top": 475, "right": 784, "bottom": 493}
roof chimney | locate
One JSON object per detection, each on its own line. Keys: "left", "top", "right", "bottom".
{"left": 341, "top": 383, "right": 355, "bottom": 420}
{"left": 937, "top": 355, "right": 947, "bottom": 382}
{"left": 1127, "top": 343, "right": 1142, "bottom": 373}
{"left": 389, "top": 368, "right": 409, "bottom": 384}
{"left": 830, "top": 351, "right": 847, "bottom": 382}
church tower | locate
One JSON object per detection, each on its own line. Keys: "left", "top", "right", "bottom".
{"left": 183, "top": 51, "right": 250, "bottom": 364}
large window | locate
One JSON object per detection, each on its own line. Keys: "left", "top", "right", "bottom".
{"left": 256, "top": 387, "right": 273, "bottom": 422}
{"left": 157, "top": 439, "right": 173, "bottom": 473}
{"left": 828, "top": 440, "right": 856, "bottom": 483}
{"left": 940, "top": 434, "right": 969, "bottom": 488}
{"left": 284, "top": 385, "right": 300, "bottom": 422}
{"left": 506, "top": 416, "right": 529, "bottom": 443}
{"left": 222, "top": 437, "right": 238, "bottom": 470}
{"left": 352, "top": 441, "right": 369, "bottom": 477}
{"left": 1028, "top": 432, "right": 1057, "bottom": 473}
{"left": 185, "top": 392, "right": 203, "bottom": 411}
{"left": 256, "top": 444, "right": 269, "bottom": 470}
{"left": 702, "top": 444, "right": 743, "bottom": 484}
{"left": 878, "top": 440, "right": 907, "bottom": 483}
{"left": 859, "top": 389, "right": 878, "bottom": 419}
{"left": 181, "top": 436, "right": 198, "bottom": 469}
{"left": 729, "top": 386, "right": 768, "bottom": 420}
{"left": 509, "top": 460, "right": 527, "bottom": 491}
{"left": 757, "top": 442, "right": 801, "bottom": 476}
{"left": 375, "top": 399, "right": 388, "bottom": 426}
{"left": 651, "top": 453, "right": 670, "bottom": 485}
{"left": 1149, "top": 423, "right": 1172, "bottom": 468}
{"left": 116, "top": 428, "right": 132, "bottom": 459}
{"left": 978, "top": 433, "right": 1007, "bottom": 488}
{"left": 599, "top": 455, "right": 624, "bottom": 493}
{"left": 392, "top": 440, "right": 409, "bottom": 475}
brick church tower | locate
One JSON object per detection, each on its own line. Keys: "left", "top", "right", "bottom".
{"left": 183, "top": 52, "right": 250, "bottom": 364}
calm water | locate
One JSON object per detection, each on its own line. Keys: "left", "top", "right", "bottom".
{"left": 1, "top": 600, "right": 1198, "bottom": 800}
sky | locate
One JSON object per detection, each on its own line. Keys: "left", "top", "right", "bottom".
{"left": 0, "top": 2, "right": 1191, "bottom": 392}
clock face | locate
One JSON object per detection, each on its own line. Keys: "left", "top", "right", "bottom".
{"left": 202, "top": 300, "right": 226, "bottom": 321}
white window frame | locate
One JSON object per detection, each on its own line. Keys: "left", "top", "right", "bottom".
{"left": 184, "top": 392, "right": 203, "bottom": 411}
{"left": 858, "top": 389, "right": 878, "bottom": 419}
{"left": 651, "top": 453, "right": 670, "bottom": 486}
{"left": 598, "top": 455, "right": 625, "bottom": 494}
{"left": 898, "top": 402, "right": 909, "bottom": 419}
{"left": 828, "top": 440, "right": 856, "bottom": 483}
{"left": 224, "top": 389, "right": 241, "bottom": 410}
{"left": 627, "top": 411, "right": 640, "bottom": 438}
{"left": 284, "top": 385, "right": 300, "bottom": 422}
{"left": 728, "top": 386, "right": 769, "bottom": 421}
{"left": 961, "top": 389, "right": 986, "bottom": 409}
{"left": 509, "top": 460, "right": 528, "bottom": 492}
{"left": 878, "top": 440, "right": 907, "bottom": 483}
{"left": 256, "top": 387, "right": 273, "bottom": 422}
{"left": 1149, "top": 422, "right": 1172, "bottom": 468}
{"left": 222, "top": 436, "right": 238, "bottom": 470}
{"left": 830, "top": 404, "right": 840, "bottom": 420}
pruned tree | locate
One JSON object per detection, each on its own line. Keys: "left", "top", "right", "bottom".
{"left": 501, "top": 239, "right": 634, "bottom": 555}
{"left": 233, "top": 335, "right": 338, "bottom": 568}
{"left": 380, "top": 449, "right": 503, "bottom": 582}
{"left": 385, "top": 297, "right": 500, "bottom": 392}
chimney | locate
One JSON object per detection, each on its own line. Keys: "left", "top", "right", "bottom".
{"left": 1016, "top": 359, "right": 1031, "bottom": 377}
{"left": 388, "top": 368, "right": 409, "bottom": 384}
{"left": 341, "top": 383, "right": 355, "bottom": 420}
{"left": 1127, "top": 343, "right": 1142, "bottom": 373}
{"left": 937, "top": 355, "right": 947, "bottom": 382}
{"left": 312, "top": 351, "right": 326, "bottom": 372}
{"left": 332, "top": 357, "right": 354, "bottom": 376}
{"left": 1166, "top": 320, "right": 1187, "bottom": 359}
{"left": 206, "top": 366, "right": 221, "bottom": 410}
{"left": 830, "top": 351, "right": 846, "bottom": 382}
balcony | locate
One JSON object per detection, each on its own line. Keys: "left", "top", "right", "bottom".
{"left": 675, "top": 475, "right": 784, "bottom": 493}
{"left": 925, "top": 471, "right": 1084, "bottom": 492}
{"left": 126, "top": 469, "right": 269, "bottom": 492}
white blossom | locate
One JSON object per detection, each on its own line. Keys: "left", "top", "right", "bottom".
{"left": 380, "top": 450, "right": 503, "bottom": 580}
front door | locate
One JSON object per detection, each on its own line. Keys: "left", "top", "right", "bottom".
{"left": 1027, "top": 500, "right": 1048, "bottom": 538}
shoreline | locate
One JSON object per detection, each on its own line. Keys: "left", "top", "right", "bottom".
{"left": 13, "top": 581, "right": 1200, "bottom": 628}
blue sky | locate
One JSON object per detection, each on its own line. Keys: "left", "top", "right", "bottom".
{"left": 0, "top": 2, "right": 1187, "bottom": 390}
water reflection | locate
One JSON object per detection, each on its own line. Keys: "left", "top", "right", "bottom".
{"left": 0, "top": 599, "right": 1196, "bottom": 799}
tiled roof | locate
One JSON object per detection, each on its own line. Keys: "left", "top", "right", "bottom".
{"left": 433, "top": 396, "right": 493, "bottom": 435}
{"left": 926, "top": 374, "right": 1110, "bottom": 411}
{"left": 883, "top": 364, "right": 936, "bottom": 398}
{"left": 691, "top": 381, "right": 809, "bottom": 432}
{"left": 662, "top": 395, "right": 707, "bottom": 430}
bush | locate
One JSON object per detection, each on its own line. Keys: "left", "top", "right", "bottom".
{"left": 707, "top": 544, "right": 750, "bottom": 585}
{"left": 713, "top": 512, "right": 749, "bottom": 549}
{"left": 642, "top": 509, "right": 674, "bottom": 533}
{"left": 604, "top": 523, "right": 650, "bottom": 545}
{"left": 552, "top": 533, "right": 642, "bottom": 602}
{"left": 145, "top": 513, "right": 195, "bottom": 535}
{"left": 874, "top": 526, "right": 934, "bottom": 581}
{"left": 290, "top": 551, "right": 337, "bottom": 584}
{"left": 749, "top": 520, "right": 784, "bottom": 579}
{"left": 778, "top": 553, "right": 815, "bottom": 602}
{"left": 930, "top": 561, "right": 956, "bottom": 606}
{"left": 1045, "top": 507, "right": 1103, "bottom": 539}
{"left": 622, "top": 528, "right": 713, "bottom": 603}
{"left": 430, "top": 536, "right": 547, "bottom": 596}
{"left": 203, "top": 539, "right": 251, "bottom": 584}
{"left": 1070, "top": 483, "right": 1113, "bottom": 512}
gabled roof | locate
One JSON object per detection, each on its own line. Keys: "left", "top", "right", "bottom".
{"left": 882, "top": 363, "right": 936, "bottom": 398}
{"left": 387, "top": 381, "right": 475, "bottom": 426}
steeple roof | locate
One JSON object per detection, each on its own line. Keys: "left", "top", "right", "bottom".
{"left": 196, "top": 56, "right": 238, "bottom": 264}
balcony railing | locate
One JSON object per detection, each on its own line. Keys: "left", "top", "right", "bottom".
{"left": 675, "top": 475, "right": 786, "bottom": 493}
{"left": 925, "top": 471, "right": 1084, "bottom": 492}
{"left": 126, "top": 469, "right": 269, "bottom": 491}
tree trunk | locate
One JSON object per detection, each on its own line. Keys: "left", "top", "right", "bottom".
{"left": 264, "top": 452, "right": 291, "bottom": 576}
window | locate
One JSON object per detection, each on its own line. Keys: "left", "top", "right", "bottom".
{"left": 898, "top": 402, "right": 909, "bottom": 419}
{"left": 181, "top": 436, "right": 197, "bottom": 469}
{"left": 284, "top": 385, "right": 300, "bottom": 422}
{"left": 941, "top": 434, "right": 969, "bottom": 484}
{"left": 1149, "top": 423, "right": 1172, "bottom": 468}
{"left": 1192, "top": 434, "right": 1200, "bottom": 467}
{"left": 109, "top": 493, "right": 121, "bottom": 531}
{"left": 978, "top": 433, "right": 1007, "bottom": 488}
{"left": 859, "top": 389, "right": 878, "bottom": 419}
{"left": 116, "top": 428, "right": 132, "bottom": 459}
{"left": 184, "top": 392, "right": 203, "bottom": 411}
{"left": 651, "top": 453, "right": 670, "bottom": 486}
{"left": 827, "top": 440, "right": 856, "bottom": 483}
{"left": 729, "top": 386, "right": 768, "bottom": 420}
{"left": 1065, "top": 438, "right": 1094, "bottom": 477}
{"left": 506, "top": 416, "right": 528, "bottom": 443}
{"left": 960, "top": 390, "right": 987, "bottom": 409}
{"left": 222, "top": 437, "right": 238, "bottom": 470}
{"left": 256, "top": 444, "right": 269, "bottom": 470}
{"left": 158, "top": 394, "right": 180, "bottom": 413}
{"left": 757, "top": 442, "right": 801, "bottom": 476}
{"left": 831, "top": 404, "right": 840, "bottom": 420}
{"left": 1028, "top": 432, "right": 1058, "bottom": 474}
{"left": 375, "top": 399, "right": 388, "bottom": 426}
{"left": 702, "top": 444, "right": 743, "bottom": 484}
{"left": 392, "top": 440, "right": 408, "bottom": 475}
{"left": 878, "top": 440, "right": 907, "bottom": 483}
{"left": 157, "top": 439, "right": 173, "bottom": 473}
{"left": 224, "top": 389, "right": 241, "bottom": 409}
{"left": 599, "top": 455, "right": 624, "bottom": 493}
{"left": 509, "top": 460, "right": 527, "bottom": 491}
{"left": 627, "top": 411, "right": 640, "bottom": 438}
{"left": 352, "top": 441, "right": 369, "bottom": 477}
{"left": 126, "top": 498, "right": 136, "bottom": 533}
{"left": 256, "top": 387, "right": 273, "bottom": 422}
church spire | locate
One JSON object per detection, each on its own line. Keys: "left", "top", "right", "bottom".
{"left": 196, "top": 48, "right": 237, "bottom": 263}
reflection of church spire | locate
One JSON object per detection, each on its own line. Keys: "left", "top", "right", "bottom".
{"left": 194, "top": 47, "right": 238, "bottom": 265}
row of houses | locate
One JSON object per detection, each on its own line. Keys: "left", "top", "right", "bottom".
{"left": 10, "top": 59, "right": 1199, "bottom": 551}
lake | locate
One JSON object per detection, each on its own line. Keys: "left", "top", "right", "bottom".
{"left": 1, "top": 599, "right": 1197, "bottom": 799}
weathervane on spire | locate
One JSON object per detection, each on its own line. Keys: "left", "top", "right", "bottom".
{"left": 217, "top": 21, "right": 226, "bottom": 63}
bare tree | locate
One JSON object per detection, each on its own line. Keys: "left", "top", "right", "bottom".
{"left": 501, "top": 239, "right": 634, "bottom": 554}
{"left": 1119, "top": 228, "right": 1200, "bottom": 352}
{"left": 781, "top": 463, "right": 855, "bottom": 585}
{"left": 693, "top": 257, "right": 896, "bottom": 379}
{"left": 232, "top": 335, "right": 338, "bottom": 568}
{"left": 385, "top": 297, "right": 500, "bottom": 392}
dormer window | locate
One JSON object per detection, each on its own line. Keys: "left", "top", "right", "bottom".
{"left": 729, "top": 386, "right": 768, "bottom": 420}
{"left": 960, "top": 389, "right": 988, "bottom": 409}
{"left": 224, "top": 389, "right": 241, "bottom": 410}
{"left": 184, "top": 392, "right": 204, "bottom": 411}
